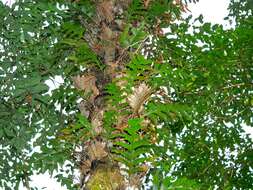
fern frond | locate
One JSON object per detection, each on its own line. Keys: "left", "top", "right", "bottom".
{"left": 128, "top": 83, "right": 152, "bottom": 114}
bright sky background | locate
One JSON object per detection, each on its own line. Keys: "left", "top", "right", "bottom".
{"left": 0, "top": 0, "right": 252, "bottom": 189}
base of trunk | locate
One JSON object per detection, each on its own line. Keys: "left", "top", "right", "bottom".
{"left": 86, "top": 164, "right": 125, "bottom": 190}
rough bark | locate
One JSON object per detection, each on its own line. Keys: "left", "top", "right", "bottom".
{"left": 73, "top": 1, "right": 134, "bottom": 189}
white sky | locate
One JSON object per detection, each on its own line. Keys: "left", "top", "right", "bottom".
{"left": 1, "top": 0, "right": 12, "bottom": 6}
{"left": 186, "top": 0, "right": 231, "bottom": 26}
{"left": 1, "top": 0, "right": 252, "bottom": 189}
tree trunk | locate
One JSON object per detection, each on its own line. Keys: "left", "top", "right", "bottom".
{"left": 74, "top": 1, "right": 138, "bottom": 189}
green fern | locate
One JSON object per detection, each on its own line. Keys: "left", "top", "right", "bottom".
{"left": 145, "top": 102, "right": 192, "bottom": 125}
{"left": 58, "top": 114, "right": 93, "bottom": 143}
{"left": 124, "top": 55, "right": 154, "bottom": 89}
{"left": 111, "top": 118, "right": 151, "bottom": 174}
{"left": 60, "top": 22, "right": 103, "bottom": 71}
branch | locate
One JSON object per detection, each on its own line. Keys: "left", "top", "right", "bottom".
{"left": 181, "top": 82, "right": 253, "bottom": 96}
{"left": 221, "top": 82, "right": 253, "bottom": 90}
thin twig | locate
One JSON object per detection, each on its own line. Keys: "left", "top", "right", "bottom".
{"left": 222, "top": 82, "right": 252, "bottom": 89}
{"left": 115, "top": 35, "right": 150, "bottom": 65}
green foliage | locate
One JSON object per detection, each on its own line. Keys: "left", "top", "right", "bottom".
{"left": 60, "top": 22, "right": 103, "bottom": 73}
{"left": 0, "top": 0, "right": 252, "bottom": 189}
{"left": 0, "top": 1, "right": 81, "bottom": 189}
{"left": 112, "top": 118, "right": 151, "bottom": 174}
{"left": 119, "top": 22, "right": 148, "bottom": 48}
{"left": 168, "top": 178, "right": 201, "bottom": 190}
{"left": 145, "top": 102, "right": 191, "bottom": 126}
{"left": 127, "top": 0, "right": 180, "bottom": 25}
{"left": 58, "top": 114, "right": 93, "bottom": 143}
{"left": 228, "top": 0, "right": 253, "bottom": 25}
{"left": 125, "top": 55, "right": 154, "bottom": 88}
{"left": 105, "top": 82, "right": 127, "bottom": 108}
